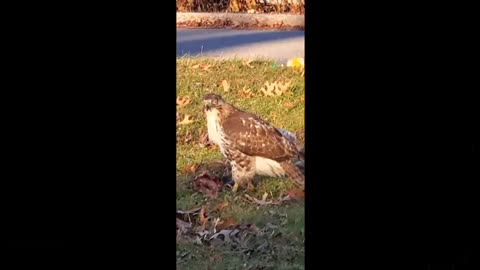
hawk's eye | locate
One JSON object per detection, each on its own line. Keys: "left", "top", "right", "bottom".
{"left": 212, "top": 99, "right": 218, "bottom": 105}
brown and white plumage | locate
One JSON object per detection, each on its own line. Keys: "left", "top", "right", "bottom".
{"left": 202, "top": 94, "right": 304, "bottom": 190}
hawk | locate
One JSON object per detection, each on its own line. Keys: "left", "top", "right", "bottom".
{"left": 202, "top": 94, "right": 304, "bottom": 191}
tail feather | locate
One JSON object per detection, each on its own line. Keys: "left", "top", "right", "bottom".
{"left": 280, "top": 161, "right": 305, "bottom": 188}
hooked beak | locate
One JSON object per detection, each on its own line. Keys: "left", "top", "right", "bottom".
{"left": 203, "top": 100, "right": 212, "bottom": 111}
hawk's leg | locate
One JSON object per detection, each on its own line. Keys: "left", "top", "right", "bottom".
{"left": 230, "top": 158, "right": 255, "bottom": 192}
{"left": 232, "top": 182, "right": 239, "bottom": 193}
{"left": 231, "top": 182, "right": 254, "bottom": 192}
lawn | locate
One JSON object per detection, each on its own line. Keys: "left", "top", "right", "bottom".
{"left": 176, "top": 57, "right": 305, "bottom": 270}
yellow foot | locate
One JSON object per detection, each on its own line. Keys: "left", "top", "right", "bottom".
{"left": 232, "top": 182, "right": 239, "bottom": 193}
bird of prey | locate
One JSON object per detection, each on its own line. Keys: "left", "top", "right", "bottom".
{"left": 202, "top": 94, "right": 304, "bottom": 191}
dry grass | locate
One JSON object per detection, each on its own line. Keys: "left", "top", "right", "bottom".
{"left": 176, "top": 0, "right": 305, "bottom": 15}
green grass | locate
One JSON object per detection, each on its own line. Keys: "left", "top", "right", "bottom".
{"left": 177, "top": 57, "right": 304, "bottom": 270}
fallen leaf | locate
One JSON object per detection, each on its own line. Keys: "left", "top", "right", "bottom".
{"left": 200, "top": 64, "right": 211, "bottom": 71}
{"left": 244, "top": 194, "right": 272, "bottom": 205}
{"left": 238, "top": 86, "right": 254, "bottom": 98}
{"left": 283, "top": 101, "right": 296, "bottom": 109}
{"left": 183, "top": 130, "right": 193, "bottom": 143}
{"left": 178, "top": 114, "right": 194, "bottom": 125}
{"left": 276, "top": 79, "right": 292, "bottom": 94}
{"left": 199, "top": 206, "right": 208, "bottom": 230}
{"left": 262, "top": 192, "right": 268, "bottom": 201}
{"left": 176, "top": 96, "right": 191, "bottom": 109}
{"left": 213, "top": 201, "right": 229, "bottom": 212}
{"left": 287, "top": 189, "right": 305, "bottom": 198}
{"left": 260, "top": 81, "right": 276, "bottom": 97}
{"left": 242, "top": 59, "right": 254, "bottom": 69}
{"left": 221, "top": 80, "right": 230, "bottom": 92}
{"left": 193, "top": 170, "right": 224, "bottom": 198}
{"left": 215, "top": 217, "right": 235, "bottom": 231}
{"left": 182, "top": 163, "right": 197, "bottom": 174}
{"left": 260, "top": 80, "right": 292, "bottom": 97}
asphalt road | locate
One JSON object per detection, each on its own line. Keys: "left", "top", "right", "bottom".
{"left": 177, "top": 28, "right": 304, "bottom": 64}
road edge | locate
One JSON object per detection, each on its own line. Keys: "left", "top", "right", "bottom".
{"left": 177, "top": 12, "right": 304, "bottom": 30}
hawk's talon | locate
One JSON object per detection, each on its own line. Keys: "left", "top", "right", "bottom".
{"left": 232, "top": 182, "right": 239, "bottom": 193}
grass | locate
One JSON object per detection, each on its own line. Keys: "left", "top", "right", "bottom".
{"left": 176, "top": 57, "right": 304, "bottom": 270}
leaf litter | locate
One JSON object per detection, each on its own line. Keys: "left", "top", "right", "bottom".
{"left": 177, "top": 114, "right": 195, "bottom": 125}
{"left": 260, "top": 79, "right": 292, "bottom": 96}
{"left": 176, "top": 95, "right": 191, "bottom": 109}
{"left": 176, "top": 201, "right": 300, "bottom": 261}
{"left": 221, "top": 80, "right": 230, "bottom": 92}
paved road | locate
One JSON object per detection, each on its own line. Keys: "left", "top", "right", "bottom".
{"left": 177, "top": 29, "right": 304, "bottom": 64}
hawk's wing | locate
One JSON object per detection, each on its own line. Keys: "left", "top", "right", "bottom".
{"left": 222, "top": 110, "right": 297, "bottom": 161}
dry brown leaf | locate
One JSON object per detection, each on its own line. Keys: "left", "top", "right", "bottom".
{"left": 287, "top": 189, "right": 305, "bottom": 198}
{"left": 221, "top": 80, "right": 230, "bottom": 92}
{"left": 276, "top": 79, "right": 292, "bottom": 94}
{"left": 238, "top": 86, "right": 254, "bottom": 98}
{"left": 213, "top": 201, "right": 229, "bottom": 212}
{"left": 176, "top": 96, "right": 191, "bottom": 109}
{"left": 183, "top": 130, "right": 193, "bottom": 143}
{"left": 178, "top": 114, "right": 194, "bottom": 125}
{"left": 199, "top": 207, "right": 208, "bottom": 230}
{"left": 215, "top": 217, "right": 235, "bottom": 231}
{"left": 182, "top": 163, "right": 197, "bottom": 174}
{"left": 262, "top": 192, "right": 268, "bottom": 201}
{"left": 244, "top": 194, "right": 272, "bottom": 205}
{"left": 260, "top": 81, "right": 276, "bottom": 96}
{"left": 242, "top": 59, "right": 254, "bottom": 69}
{"left": 283, "top": 101, "right": 296, "bottom": 108}
{"left": 260, "top": 80, "right": 293, "bottom": 96}
{"left": 200, "top": 64, "right": 211, "bottom": 71}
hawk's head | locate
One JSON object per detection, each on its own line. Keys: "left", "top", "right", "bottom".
{"left": 202, "top": 94, "right": 227, "bottom": 112}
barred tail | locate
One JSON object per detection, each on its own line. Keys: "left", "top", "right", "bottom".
{"left": 280, "top": 161, "right": 305, "bottom": 188}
